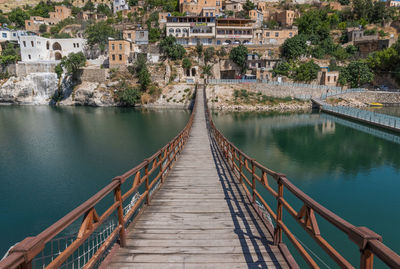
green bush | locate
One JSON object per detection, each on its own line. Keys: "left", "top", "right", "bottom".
{"left": 118, "top": 87, "right": 141, "bottom": 106}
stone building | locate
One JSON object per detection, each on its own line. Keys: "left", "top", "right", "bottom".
{"left": 274, "top": 10, "right": 295, "bottom": 27}
{"left": 167, "top": 16, "right": 216, "bottom": 45}
{"left": 18, "top": 36, "right": 85, "bottom": 62}
{"left": 256, "top": 27, "right": 298, "bottom": 45}
{"left": 319, "top": 68, "right": 339, "bottom": 86}
{"left": 108, "top": 40, "right": 132, "bottom": 67}
{"left": 354, "top": 38, "right": 395, "bottom": 57}
{"left": 48, "top": 6, "right": 72, "bottom": 23}
{"left": 180, "top": 0, "right": 222, "bottom": 16}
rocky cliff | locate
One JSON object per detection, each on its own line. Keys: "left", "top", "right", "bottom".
{"left": 0, "top": 73, "right": 118, "bottom": 106}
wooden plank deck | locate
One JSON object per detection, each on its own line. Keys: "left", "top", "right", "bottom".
{"left": 107, "top": 89, "right": 290, "bottom": 269}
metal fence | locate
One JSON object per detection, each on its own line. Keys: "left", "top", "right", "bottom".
{"left": 207, "top": 79, "right": 342, "bottom": 90}
{"left": 320, "top": 88, "right": 367, "bottom": 100}
{"left": 322, "top": 105, "right": 400, "bottom": 130}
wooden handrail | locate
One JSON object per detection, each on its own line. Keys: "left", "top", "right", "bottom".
{"left": 204, "top": 87, "right": 400, "bottom": 269}
{"left": 0, "top": 87, "right": 197, "bottom": 269}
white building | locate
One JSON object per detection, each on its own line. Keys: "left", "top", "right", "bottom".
{"left": 113, "top": 0, "right": 129, "bottom": 13}
{"left": 18, "top": 36, "right": 86, "bottom": 62}
{"left": 0, "top": 29, "right": 31, "bottom": 42}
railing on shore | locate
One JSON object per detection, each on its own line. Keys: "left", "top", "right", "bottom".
{"left": 320, "top": 88, "right": 366, "bottom": 100}
{"left": 204, "top": 88, "right": 400, "bottom": 269}
{"left": 0, "top": 91, "right": 196, "bottom": 269}
{"left": 323, "top": 105, "right": 400, "bottom": 131}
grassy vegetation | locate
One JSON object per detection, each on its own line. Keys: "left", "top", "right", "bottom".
{"left": 232, "top": 89, "right": 303, "bottom": 105}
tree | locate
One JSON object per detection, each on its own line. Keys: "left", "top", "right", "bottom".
{"left": 39, "top": 24, "right": 47, "bottom": 33}
{"left": 292, "top": 60, "right": 320, "bottom": 82}
{"left": 55, "top": 63, "right": 63, "bottom": 79}
{"left": 8, "top": 8, "right": 30, "bottom": 28}
{"left": 229, "top": 45, "right": 248, "bottom": 73}
{"left": 97, "top": 4, "right": 112, "bottom": 16}
{"left": 204, "top": 47, "right": 215, "bottom": 63}
{"left": 160, "top": 36, "right": 186, "bottom": 60}
{"left": 61, "top": 52, "right": 86, "bottom": 75}
{"left": 134, "top": 54, "right": 151, "bottom": 91}
{"left": 353, "top": 0, "right": 373, "bottom": 21}
{"left": 30, "top": 1, "right": 55, "bottom": 18}
{"left": 0, "top": 43, "right": 19, "bottom": 66}
{"left": 118, "top": 86, "right": 141, "bottom": 106}
{"left": 202, "top": 64, "right": 213, "bottom": 83}
{"left": 281, "top": 34, "right": 308, "bottom": 60}
{"left": 85, "top": 21, "right": 118, "bottom": 51}
{"left": 338, "top": 0, "right": 350, "bottom": 5}
{"left": 339, "top": 61, "right": 374, "bottom": 87}
{"left": 148, "top": 28, "right": 161, "bottom": 43}
{"left": 182, "top": 57, "right": 192, "bottom": 70}
{"left": 196, "top": 41, "right": 203, "bottom": 60}
{"left": 83, "top": 0, "right": 95, "bottom": 11}
{"left": 243, "top": 0, "right": 256, "bottom": 11}
{"left": 272, "top": 61, "right": 291, "bottom": 77}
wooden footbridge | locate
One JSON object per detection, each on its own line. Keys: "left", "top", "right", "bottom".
{"left": 1, "top": 87, "right": 400, "bottom": 269}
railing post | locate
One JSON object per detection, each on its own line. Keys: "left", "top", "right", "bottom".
{"left": 274, "top": 175, "right": 284, "bottom": 245}
{"left": 8, "top": 237, "right": 45, "bottom": 269}
{"left": 145, "top": 161, "right": 150, "bottom": 205}
{"left": 251, "top": 160, "right": 256, "bottom": 203}
{"left": 348, "top": 226, "right": 382, "bottom": 269}
{"left": 113, "top": 177, "right": 127, "bottom": 247}
{"left": 239, "top": 155, "right": 243, "bottom": 183}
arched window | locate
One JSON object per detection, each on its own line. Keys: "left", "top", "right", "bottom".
{"left": 176, "top": 28, "right": 181, "bottom": 33}
{"left": 169, "top": 28, "right": 174, "bottom": 33}
{"left": 52, "top": 42, "right": 62, "bottom": 51}
{"left": 55, "top": 52, "right": 62, "bottom": 60}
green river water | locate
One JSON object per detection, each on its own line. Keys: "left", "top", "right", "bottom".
{"left": 0, "top": 105, "right": 399, "bottom": 268}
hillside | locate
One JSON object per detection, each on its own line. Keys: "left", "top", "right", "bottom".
{"left": 0, "top": 0, "right": 42, "bottom": 12}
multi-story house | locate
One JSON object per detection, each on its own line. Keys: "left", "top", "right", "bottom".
{"left": 179, "top": 0, "right": 222, "bottom": 16}
{"left": 108, "top": 40, "right": 132, "bottom": 67}
{"left": 249, "top": 9, "right": 263, "bottom": 27}
{"left": 274, "top": 10, "right": 295, "bottom": 27}
{"left": 48, "top": 6, "right": 72, "bottom": 23}
{"left": 25, "top": 17, "right": 48, "bottom": 33}
{"left": 215, "top": 18, "right": 254, "bottom": 45}
{"left": 257, "top": 27, "right": 298, "bottom": 45}
{"left": 223, "top": 0, "right": 243, "bottom": 13}
{"left": 0, "top": 28, "right": 31, "bottom": 42}
{"left": 166, "top": 16, "right": 216, "bottom": 45}
{"left": 18, "top": 36, "right": 85, "bottom": 62}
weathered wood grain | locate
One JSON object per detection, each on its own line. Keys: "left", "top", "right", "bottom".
{"left": 107, "top": 89, "right": 289, "bottom": 269}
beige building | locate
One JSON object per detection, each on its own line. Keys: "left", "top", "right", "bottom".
{"left": 274, "top": 10, "right": 295, "bottom": 27}
{"left": 388, "top": 0, "right": 400, "bottom": 6}
{"left": 319, "top": 69, "right": 339, "bottom": 86}
{"left": 179, "top": 0, "right": 222, "bottom": 15}
{"left": 109, "top": 40, "right": 132, "bottom": 67}
{"left": 257, "top": 27, "right": 298, "bottom": 45}
{"left": 224, "top": 1, "right": 243, "bottom": 12}
{"left": 49, "top": 6, "right": 72, "bottom": 23}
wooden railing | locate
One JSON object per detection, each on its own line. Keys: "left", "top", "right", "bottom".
{"left": 204, "top": 89, "right": 400, "bottom": 269}
{"left": 0, "top": 90, "right": 196, "bottom": 269}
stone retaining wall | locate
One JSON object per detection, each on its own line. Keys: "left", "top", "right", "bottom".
{"left": 341, "top": 91, "right": 400, "bottom": 104}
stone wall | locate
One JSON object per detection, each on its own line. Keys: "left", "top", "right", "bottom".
{"left": 341, "top": 91, "right": 400, "bottom": 104}
{"left": 79, "top": 68, "right": 108, "bottom": 83}
{"left": 15, "top": 62, "right": 57, "bottom": 77}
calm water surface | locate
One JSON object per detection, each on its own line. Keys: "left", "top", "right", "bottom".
{"left": 0, "top": 105, "right": 189, "bottom": 256}
{"left": 213, "top": 111, "right": 400, "bottom": 268}
{"left": 368, "top": 106, "right": 400, "bottom": 117}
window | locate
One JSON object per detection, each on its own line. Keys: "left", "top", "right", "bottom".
{"left": 112, "top": 54, "right": 115, "bottom": 61}
{"left": 334, "top": 76, "right": 337, "bottom": 81}
{"left": 169, "top": 28, "right": 174, "bottom": 33}
{"left": 112, "top": 44, "right": 115, "bottom": 50}
{"left": 275, "top": 32, "right": 279, "bottom": 37}
{"left": 28, "top": 54, "right": 31, "bottom": 59}
{"left": 328, "top": 76, "right": 330, "bottom": 82}
{"left": 76, "top": 43, "right": 79, "bottom": 48}
{"left": 289, "top": 32, "right": 293, "bottom": 37}
{"left": 31, "top": 41, "right": 34, "bottom": 47}
{"left": 210, "top": 12, "right": 213, "bottom": 16}
{"left": 216, "top": 0, "right": 220, "bottom": 5}
{"left": 140, "top": 32, "right": 144, "bottom": 38}
{"left": 2, "top": 33, "right": 6, "bottom": 38}
{"left": 73, "top": 43, "right": 76, "bottom": 48}
{"left": 119, "top": 43, "right": 122, "bottom": 50}
{"left": 206, "top": 12, "right": 208, "bottom": 17}
{"left": 119, "top": 54, "right": 122, "bottom": 60}
{"left": 28, "top": 22, "right": 31, "bottom": 26}
{"left": 266, "top": 32, "right": 270, "bottom": 37}
{"left": 128, "top": 33, "right": 131, "bottom": 38}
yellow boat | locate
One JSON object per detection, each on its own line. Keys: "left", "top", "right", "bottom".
{"left": 370, "top": 102, "right": 383, "bottom": 107}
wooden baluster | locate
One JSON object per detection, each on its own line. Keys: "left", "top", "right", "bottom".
{"left": 251, "top": 160, "right": 256, "bottom": 203}
{"left": 145, "top": 162, "right": 150, "bottom": 205}
{"left": 360, "top": 249, "right": 374, "bottom": 269}
{"left": 239, "top": 155, "right": 243, "bottom": 183}
{"left": 274, "top": 176, "right": 284, "bottom": 245}
{"left": 113, "top": 177, "right": 127, "bottom": 247}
